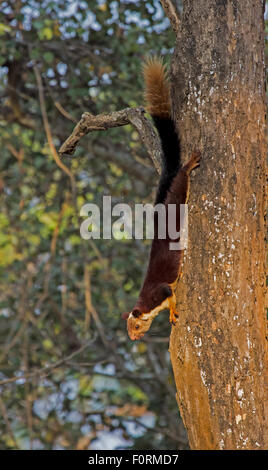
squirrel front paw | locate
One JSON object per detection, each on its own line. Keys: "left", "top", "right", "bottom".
{"left": 169, "top": 307, "right": 179, "bottom": 326}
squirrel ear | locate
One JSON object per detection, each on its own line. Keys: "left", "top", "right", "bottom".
{"left": 160, "top": 284, "right": 172, "bottom": 298}
{"left": 121, "top": 312, "right": 130, "bottom": 320}
{"left": 132, "top": 308, "right": 142, "bottom": 318}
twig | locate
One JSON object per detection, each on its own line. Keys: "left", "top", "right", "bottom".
{"left": 124, "top": 416, "right": 187, "bottom": 446}
{"left": 33, "top": 201, "right": 65, "bottom": 315}
{"left": 0, "top": 339, "right": 95, "bottom": 387}
{"left": 83, "top": 264, "right": 109, "bottom": 346}
{"left": 83, "top": 263, "right": 126, "bottom": 370}
{"left": 60, "top": 257, "right": 68, "bottom": 318}
{"left": 66, "top": 368, "right": 155, "bottom": 382}
{"left": 0, "top": 266, "right": 34, "bottom": 364}
{"left": 48, "top": 298, "right": 81, "bottom": 349}
{"left": 147, "top": 343, "right": 175, "bottom": 396}
{"left": 6, "top": 143, "right": 24, "bottom": 168}
{"left": 33, "top": 64, "right": 76, "bottom": 198}
{"left": 0, "top": 396, "right": 19, "bottom": 448}
{"left": 54, "top": 101, "right": 77, "bottom": 123}
{"left": 84, "top": 265, "right": 92, "bottom": 333}
{"left": 23, "top": 331, "right": 33, "bottom": 449}
{"left": 160, "top": 0, "right": 181, "bottom": 34}
{"left": 0, "top": 316, "right": 28, "bottom": 364}
{"left": 59, "top": 107, "right": 162, "bottom": 174}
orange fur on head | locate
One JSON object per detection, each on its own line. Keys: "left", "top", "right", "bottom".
{"left": 142, "top": 56, "right": 171, "bottom": 119}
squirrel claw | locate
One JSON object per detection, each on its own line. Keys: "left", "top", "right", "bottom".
{"left": 169, "top": 309, "right": 179, "bottom": 325}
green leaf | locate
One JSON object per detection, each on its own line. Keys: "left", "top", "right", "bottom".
{"left": 39, "top": 27, "right": 53, "bottom": 40}
{"left": 0, "top": 23, "right": 11, "bottom": 36}
{"left": 44, "top": 51, "right": 54, "bottom": 63}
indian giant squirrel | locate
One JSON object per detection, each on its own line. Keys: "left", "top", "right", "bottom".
{"left": 123, "top": 57, "right": 201, "bottom": 340}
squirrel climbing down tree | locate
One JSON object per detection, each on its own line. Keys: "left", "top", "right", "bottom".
{"left": 123, "top": 57, "right": 201, "bottom": 341}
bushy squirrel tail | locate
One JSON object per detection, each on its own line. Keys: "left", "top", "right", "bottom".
{"left": 143, "top": 56, "right": 171, "bottom": 119}
{"left": 142, "top": 56, "right": 181, "bottom": 204}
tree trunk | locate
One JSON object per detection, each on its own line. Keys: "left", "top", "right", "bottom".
{"left": 169, "top": 0, "right": 267, "bottom": 449}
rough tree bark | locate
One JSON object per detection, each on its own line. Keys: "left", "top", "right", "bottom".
{"left": 169, "top": 0, "right": 267, "bottom": 449}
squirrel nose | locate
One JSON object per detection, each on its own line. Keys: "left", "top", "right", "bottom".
{"left": 129, "top": 332, "right": 145, "bottom": 341}
{"left": 129, "top": 333, "right": 137, "bottom": 341}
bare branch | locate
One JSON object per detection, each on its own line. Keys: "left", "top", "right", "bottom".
{"left": 160, "top": 0, "right": 181, "bottom": 34}
{"left": 59, "top": 107, "right": 162, "bottom": 174}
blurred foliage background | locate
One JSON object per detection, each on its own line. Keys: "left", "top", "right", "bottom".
{"left": 0, "top": 0, "right": 267, "bottom": 451}
{"left": 0, "top": 0, "right": 189, "bottom": 450}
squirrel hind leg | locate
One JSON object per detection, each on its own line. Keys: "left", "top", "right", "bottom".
{"left": 183, "top": 150, "right": 202, "bottom": 174}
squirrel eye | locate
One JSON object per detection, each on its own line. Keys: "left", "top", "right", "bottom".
{"left": 135, "top": 325, "right": 140, "bottom": 330}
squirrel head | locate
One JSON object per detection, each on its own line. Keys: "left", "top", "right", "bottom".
{"left": 126, "top": 308, "right": 154, "bottom": 341}
{"left": 122, "top": 284, "right": 173, "bottom": 340}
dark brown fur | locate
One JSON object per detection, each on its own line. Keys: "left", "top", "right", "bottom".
{"left": 134, "top": 151, "right": 201, "bottom": 314}
{"left": 124, "top": 57, "right": 201, "bottom": 340}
